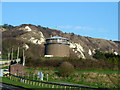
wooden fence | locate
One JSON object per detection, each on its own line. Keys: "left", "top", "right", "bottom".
{"left": 7, "top": 74, "right": 99, "bottom": 89}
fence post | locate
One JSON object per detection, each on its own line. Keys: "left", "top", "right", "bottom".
{"left": 79, "top": 87, "right": 81, "bottom": 90}
{"left": 36, "top": 82, "right": 38, "bottom": 86}
{"left": 52, "top": 85, "right": 54, "bottom": 88}
{"left": 39, "top": 82, "right": 41, "bottom": 86}
{"left": 30, "top": 81, "right": 32, "bottom": 85}
{"left": 20, "top": 78, "right": 23, "bottom": 83}
{"left": 65, "top": 86, "right": 66, "bottom": 89}
{"left": 42, "top": 83, "right": 43, "bottom": 87}
{"left": 45, "top": 84, "right": 47, "bottom": 87}
{"left": 27, "top": 80, "right": 29, "bottom": 84}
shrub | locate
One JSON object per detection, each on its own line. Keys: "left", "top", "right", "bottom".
{"left": 93, "top": 50, "right": 106, "bottom": 60}
{"left": 58, "top": 62, "right": 74, "bottom": 77}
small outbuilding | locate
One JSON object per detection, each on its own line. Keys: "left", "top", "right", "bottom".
{"left": 10, "top": 63, "right": 24, "bottom": 75}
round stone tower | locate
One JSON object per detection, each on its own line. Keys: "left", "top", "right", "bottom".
{"left": 44, "top": 35, "right": 69, "bottom": 57}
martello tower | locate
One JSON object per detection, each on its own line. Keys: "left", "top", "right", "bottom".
{"left": 44, "top": 36, "right": 69, "bottom": 57}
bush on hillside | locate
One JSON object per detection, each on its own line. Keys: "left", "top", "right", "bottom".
{"left": 58, "top": 62, "right": 74, "bottom": 77}
{"left": 93, "top": 50, "right": 106, "bottom": 60}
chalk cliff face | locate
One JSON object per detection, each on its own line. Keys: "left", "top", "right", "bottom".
{"left": 1, "top": 24, "right": 119, "bottom": 59}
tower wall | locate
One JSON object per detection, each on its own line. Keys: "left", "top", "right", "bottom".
{"left": 45, "top": 43, "right": 69, "bottom": 57}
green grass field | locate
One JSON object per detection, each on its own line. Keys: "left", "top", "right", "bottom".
{"left": 76, "top": 69, "right": 119, "bottom": 74}
{"left": 1, "top": 68, "right": 119, "bottom": 88}
{"left": 24, "top": 68, "right": 119, "bottom": 88}
{"left": 26, "top": 68, "right": 119, "bottom": 73}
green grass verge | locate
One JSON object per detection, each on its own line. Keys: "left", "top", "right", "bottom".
{"left": 2, "top": 77, "right": 47, "bottom": 88}
{"left": 26, "top": 68, "right": 119, "bottom": 74}
{"left": 24, "top": 68, "right": 119, "bottom": 88}
{"left": 2, "top": 77, "right": 79, "bottom": 89}
{"left": 2, "top": 68, "right": 119, "bottom": 88}
{"left": 76, "top": 69, "right": 119, "bottom": 74}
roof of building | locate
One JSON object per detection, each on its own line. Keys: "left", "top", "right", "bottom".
{"left": 10, "top": 63, "right": 24, "bottom": 67}
{"left": 46, "top": 35, "right": 69, "bottom": 40}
